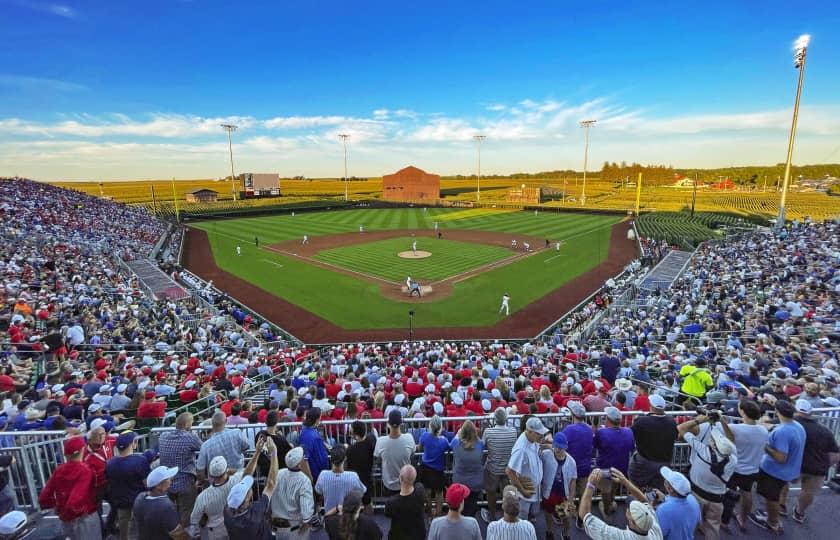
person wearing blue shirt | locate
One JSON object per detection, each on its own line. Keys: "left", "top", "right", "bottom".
{"left": 299, "top": 407, "right": 329, "bottom": 482}
{"left": 418, "top": 415, "right": 448, "bottom": 516}
{"left": 656, "top": 467, "right": 700, "bottom": 540}
{"left": 750, "top": 400, "right": 806, "bottom": 533}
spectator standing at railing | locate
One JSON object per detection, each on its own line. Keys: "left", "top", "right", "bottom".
{"left": 374, "top": 409, "right": 416, "bottom": 496}
{"left": 506, "top": 417, "right": 549, "bottom": 540}
{"left": 158, "top": 412, "right": 203, "bottom": 526}
{"left": 198, "top": 412, "right": 250, "bottom": 480}
{"left": 718, "top": 399, "right": 766, "bottom": 531}
{"left": 130, "top": 465, "right": 189, "bottom": 540}
{"left": 562, "top": 402, "right": 593, "bottom": 503}
{"left": 450, "top": 420, "right": 485, "bottom": 518}
{"left": 418, "top": 414, "right": 448, "bottom": 516}
{"left": 39, "top": 436, "right": 102, "bottom": 540}
{"left": 481, "top": 407, "right": 519, "bottom": 523}
{"left": 346, "top": 420, "right": 376, "bottom": 512}
{"left": 787, "top": 399, "right": 838, "bottom": 524}
{"left": 629, "top": 394, "right": 677, "bottom": 491}
{"left": 316, "top": 445, "right": 367, "bottom": 515}
{"left": 384, "top": 465, "right": 426, "bottom": 540}
{"left": 300, "top": 407, "right": 330, "bottom": 484}
{"left": 255, "top": 410, "right": 293, "bottom": 482}
{"left": 593, "top": 407, "right": 635, "bottom": 518}
{"left": 105, "top": 431, "right": 155, "bottom": 540}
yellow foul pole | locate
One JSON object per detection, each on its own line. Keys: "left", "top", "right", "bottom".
{"left": 635, "top": 172, "right": 642, "bottom": 216}
{"left": 171, "top": 177, "right": 180, "bottom": 223}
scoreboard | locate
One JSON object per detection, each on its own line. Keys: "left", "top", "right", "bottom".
{"left": 241, "top": 173, "right": 280, "bottom": 197}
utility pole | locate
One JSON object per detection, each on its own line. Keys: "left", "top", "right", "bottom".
{"left": 339, "top": 134, "right": 350, "bottom": 201}
{"left": 579, "top": 120, "right": 597, "bottom": 205}
{"left": 778, "top": 34, "right": 810, "bottom": 228}
{"left": 473, "top": 135, "right": 486, "bottom": 203}
{"left": 220, "top": 124, "right": 238, "bottom": 201}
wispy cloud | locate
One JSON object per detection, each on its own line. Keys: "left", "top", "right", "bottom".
{"left": 10, "top": 1, "right": 77, "bottom": 19}
{"left": 0, "top": 74, "right": 87, "bottom": 93}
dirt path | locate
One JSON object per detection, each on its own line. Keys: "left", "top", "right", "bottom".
{"left": 182, "top": 222, "right": 637, "bottom": 343}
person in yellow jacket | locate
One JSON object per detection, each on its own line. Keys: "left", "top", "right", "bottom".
{"left": 678, "top": 358, "right": 714, "bottom": 405}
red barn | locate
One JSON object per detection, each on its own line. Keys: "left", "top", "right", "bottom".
{"left": 382, "top": 166, "right": 440, "bottom": 202}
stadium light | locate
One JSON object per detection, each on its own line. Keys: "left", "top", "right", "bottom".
{"left": 777, "top": 34, "right": 810, "bottom": 229}
{"left": 339, "top": 134, "right": 351, "bottom": 201}
{"left": 579, "top": 120, "right": 597, "bottom": 206}
{"left": 473, "top": 135, "right": 486, "bottom": 202}
{"left": 220, "top": 124, "right": 238, "bottom": 201}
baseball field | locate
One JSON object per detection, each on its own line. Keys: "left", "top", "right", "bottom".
{"left": 183, "top": 207, "right": 636, "bottom": 342}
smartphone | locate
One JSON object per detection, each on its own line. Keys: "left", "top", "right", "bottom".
{"left": 600, "top": 468, "right": 612, "bottom": 479}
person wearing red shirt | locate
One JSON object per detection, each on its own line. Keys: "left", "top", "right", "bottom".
{"left": 325, "top": 377, "right": 342, "bottom": 399}
{"left": 633, "top": 386, "right": 651, "bottom": 413}
{"left": 220, "top": 397, "right": 239, "bottom": 417}
{"left": 40, "top": 437, "right": 102, "bottom": 539}
{"left": 464, "top": 393, "right": 484, "bottom": 415}
{"left": 211, "top": 363, "right": 226, "bottom": 381}
{"left": 136, "top": 392, "right": 166, "bottom": 419}
{"left": 178, "top": 380, "right": 199, "bottom": 403}
{"left": 404, "top": 378, "right": 424, "bottom": 398}
{"left": 0, "top": 368, "right": 22, "bottom": 393}
{"left": 83, "top": 424, "right": 116, "bottom": 499}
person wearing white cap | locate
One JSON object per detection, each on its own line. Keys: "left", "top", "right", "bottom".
{"left": 225, "top": 438, "right": 278, "bottom": 539}
{"left": 677, "top": 412, "right": 737, "bottom": 540}
{"left": 270, "top": 445, "right": 316, "bottom": 537}
{"left": 628, "top": 394, "right": 678, "bottom": 491}
{"left": 129, "top": 466, "right": 185, "bottom": 539}
{"left": 506, "top": 417, "right": 549, "bottom": 540}
{"left": 789, "top": 398, "right": 840, "bottom": 524}
{"left": 655, "top": 467, "right": 700, "bottom": 540}
{"left": 0, "top": 510, "right": 27, "bottom": 539}
{"left": 578, "top": 468, "right": 662, "bottom": 540}
{"left": 190, "top": 440, "right": 263, "bottom": 540}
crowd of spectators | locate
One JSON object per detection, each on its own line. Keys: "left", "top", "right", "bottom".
{"left": 1, "top": 178, "right": 839, "bottom": 540}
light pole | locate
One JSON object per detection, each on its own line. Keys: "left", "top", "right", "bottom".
{"left": 777, "top": 34, "right": 810, "bottom": 229}
{"left": 579, "top": 120, "right": 596, "bottom": 205}
{"left": 220, "top": 124, "right": 238, "bottom": 201}
{"left": 473, "top": 135, "right": 486, "bottom": 203}
{"left": 339, "top": 134, "right": 350, "bottom": 201}
{"left": 408, "top": 310, "right": 415, "bottom": 341}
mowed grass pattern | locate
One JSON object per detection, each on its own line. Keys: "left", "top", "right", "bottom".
{"left": 192, "top": 208, "right": 622, "bottom": 330}
{"left": 315, "top": 237, "right": 512, "bottom": 282}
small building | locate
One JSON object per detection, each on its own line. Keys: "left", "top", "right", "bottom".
{"left": 382, "top": 166, "right": 440, "bottom": 201}
{"left": 185, "top": 188, "right": 219, "bottom": 203}
{"left": 507, "top": 186, "right": 542, "bottom": 205}
{"left": 241, "top": 173, "right": 280, "bottom": 198}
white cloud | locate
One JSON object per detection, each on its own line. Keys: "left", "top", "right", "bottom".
{"left": 0, "top": 114, "right": 257, "bottom": 138}
{"left": 486, "top": 104, "right": 506, "bottom": 111}
{"left": 263, "top": 115, "right": 363, "bottom": 129}
{"left": 10, "top": 1, "right": 77, "bottom": 19}
{"left": 0, "top": 74, "right": 87, "bottom": 92}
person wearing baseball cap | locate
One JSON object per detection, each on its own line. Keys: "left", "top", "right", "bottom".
{"left": 428, "top": 483, "right": 481, "bottom": 540}
{"left": 104, "top": 431, "right": 155, "bottom": 540}
{"left": 315, "top": 445, "right": 367, "bottom": 516}
{"left": 722, "top": 398, "right": 767, "bottom": 531}
{"left": 506, "top": 416, "right": 549, "bottom": 539}
{"left": 578, "top": 468, "right": 662, "bottom": 539}
{"left": 628, "top": 393, "right": 678, "bottom": 491}
{"left": 539, "top": 431, "right": 578, "bottom": 537}
{"left": 486, "top": 485, "right": 537, "bottom": 540}
{"left": 271, "top": 442, "right": 319, "bottom": 536}
{"left": 0, "top": 510, "right": 27, "bottom": 539}
{"left": 656, "top": 466, "right": 700, "bottom": 540}
{"left": 38, "top": 436, "right": 101, "bottom": 539}
{"left": 594, "top": 407, "right": 635, "bottom": 517}
{"left": 789, "top": 398, "right": 839, "bottom": 523}
{"left": 374, "top": 408, "right": 416, "bottom": 496}
{"left": 750, "top": 399, "right": 805, "bottom": 532}
{"left": 130, "top": 466, "right": 184, "bottom": 539}
{"left": 562, "top": 400, "right": 595, "bottom": 514}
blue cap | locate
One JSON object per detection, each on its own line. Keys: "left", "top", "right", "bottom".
{"left": 116, "top": 431, "right": 136, "bottom": 450}
{"left": 553, "top": 432, "right": 568, "bottom": 449}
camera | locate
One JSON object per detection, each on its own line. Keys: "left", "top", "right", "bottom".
{"left": 696, "top": 407, "right": 720, "bottom": 422}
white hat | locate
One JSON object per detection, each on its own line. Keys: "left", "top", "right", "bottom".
{"left": 660, "top": 466, "right": 690, "bottom": 496}
{"left": 604, "top": 406, "right": 622, "bottom": 423}
{"left": 0, "top": 510, "right": 27, "bottom": 535}
{"left": 795, "top": 399, "right": 812, "bottom": 414}
{"left": 481, "top": 399, "right": 492, "bottom": 412}
{"left": 451, "top": 394, "right": 464, "bottom": 406}
{"left": 209, "top": 456, "right": 228, "bottom": 477}
{"left": 649, "top": 394, "right": 667, "bottom": 410}
{"left": 185, "top": 380, "right": 196, "bottom": 389}
{"left": 425, "top": 384, "right": 436, "bottom": 393}
{"left": 711, "top": 430, "right": 736, "bottom": 456}
{"left": 627, "top": 500, "right": 655, "bottom": 533}
{"left": 146, "top": 466, "right": 178, "bottom": 488}
{"left": 51, "top": 384, "right": 63, "bottom": 393}
{"left": 433, "top": 402, "right": 444, "bottom": 414}
{"left": 525, "top": 417, "right": 548, "bottom": 435}
{"left": 138, "top": 380, "right": 150, "bottom": 390}
{"left": 88, "top": 403, "right": 103, "bottom": 414}
{"left": 297, "top": 386, "right": 308, "bottom": 396}
{"left": 89, "top": 418, "right": 108, "bottom": 432}
{"left": 394, "top": 394, "right": 405, "bottom": 405}
{"left": 116, "top": 384, "right": 127, "bottom": 393}
{"left": 194, "top": 368, "right": 204, "bottom": 375}
{"left": 100, "top": 385, "right": 112, "bottom": 393}
{"left": 226, "top": 475, "right": 254, "bottom": 508}
{"left": 491, "top": 388, "right": 501, "bottom": 399}
{"left": 615, "top": 379, "right": 632, "bottom": 392}
{"left": 285, "top": 447, "right": 304, "bottom": 468}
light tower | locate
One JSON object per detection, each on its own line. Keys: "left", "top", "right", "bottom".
{"left": 473, "top": 135, "right": 486, "bottom": 202}
{"left": 220, "top": 124, "right": 238, "bottom": 201}
{"left": 579, "top": 120, "right": 597, "bottom": 206}
{"left": 339, "top": 134, "right": 350, "bottom": 201}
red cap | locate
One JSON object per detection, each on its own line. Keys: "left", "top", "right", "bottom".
{"left": 445, "top": 483, "right": 470, "bottom": 509}
{"left": 63, "top": 436, "right": 85, "bottom": 456}
{"left": 144, "top": 391, "right": 156, "bottom": 399}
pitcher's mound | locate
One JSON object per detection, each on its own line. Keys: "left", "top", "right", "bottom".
{"left": 398, "top": 250, "right": 432, "bottom": 259}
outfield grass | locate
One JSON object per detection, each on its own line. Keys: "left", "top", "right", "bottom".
{"left": 191, "top": 208, "right": 621, "bottom": 330}
{"left": 315, "top": 236, "right": 512, "bottom": 282}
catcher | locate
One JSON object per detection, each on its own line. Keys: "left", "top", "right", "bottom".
{"left": 540, "top": 432, "right": 578, "bottom": 540}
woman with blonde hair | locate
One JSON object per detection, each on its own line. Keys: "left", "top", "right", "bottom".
{"left": 450, "top": 420, "right": 485, "bottom": 517}
{"left": 417, "top": 415, "right": 448, "bottom": 515}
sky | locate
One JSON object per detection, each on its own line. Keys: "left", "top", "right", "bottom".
{"left": 1, "top": 1, "right": 839, "bottom": 181}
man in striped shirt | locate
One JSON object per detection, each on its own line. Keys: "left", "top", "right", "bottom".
{"left": 486, "top": 485, "right": 537, "bottom": 540}
{"left": 271, "top": 447, "right": 316, "bottom": 537}
{"left": 315, "top": 445, "right": 367, "bottom": 515}
{"left": 482, "top": 407, "right": 519, "bottom": 523}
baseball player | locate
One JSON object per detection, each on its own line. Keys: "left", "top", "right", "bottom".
{"left": 406, "top": 276, "right": 412, "bottom": 290}
{"left": 511, "top": 239, "right": 517, "bottom": 248}
{"left": 434, "top": 222, "right": 439, "bottom": 231}
{"left": 499, "top": 293, "right": 510, "bottom": 315}
{"left": 410, "top": 280, "right": 422, "bottom": 297}
{"left": 255, "top": 236, "right": 259, "bottom": 247}
{"left": 412, "top": 240, "right": 417, "bottom": 255}
{"left": 302, "top": 235, "right": 308, "bottom": 245}
{"left": 523, "top": 242, "right": 530, "bottom": 252}
{"left": 556, "top": 241, "right": 561, "bottom": 251}
{"left": 236, "top": 245, "right": 241, "bottom": 256}
{"left": 359, "top": 225, "right": 364, "bottom": 233}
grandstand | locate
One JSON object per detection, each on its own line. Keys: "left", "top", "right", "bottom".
{"left": 1, "top": 177, "right": 839, "bottom": 540}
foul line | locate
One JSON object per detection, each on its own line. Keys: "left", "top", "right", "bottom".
{"left": 262, "top": 259, "right": 284, "bottom": 268}
{"left": 544, "top": 253, "right": 569, "bottom": 263}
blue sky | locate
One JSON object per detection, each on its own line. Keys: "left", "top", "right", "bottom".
{"left": 2, "top": 0, "right": 839, "bottom": 180}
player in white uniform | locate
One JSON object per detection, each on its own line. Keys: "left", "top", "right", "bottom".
{"left": 511, "top": 239, "right": 517, "bottom": 248}
{"left": 359, "top": 225, "right": 364, "bottom": 233}
{"left": 556, "top": 241, "right": 561, "bottom": 251}
{"left": 499, "top": 293, "right": 510, "bottom": 315}
{"left": 302, "top": 235, "right": 308, "bottom": 245}
{"left": 236, "top": 245, "right": 241, "bottom": 256}
{"left": 412, "top": 240, "right": 417, "bottom": 255}
{"left": 434, "top": 222, "right": 438, "bottom": 231}
{"left": 406, "top": 276, "right": 412, "bottom": 290}
{"left": 523, "top": 242, "right": 530, "bottom": 252}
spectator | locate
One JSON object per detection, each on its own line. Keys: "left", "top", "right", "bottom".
{"left": 384, "top": 465, "right": 426, "bottom": 540}
{"left": 105, "top": 432, "right": 155, "bottom": 540}
{"left": 486, "top": 485, "right": 537, "bottom": 540}
{"left": 629, "top": 394, "right": 677, "bottom": 490}
{"left": 271, "top": 447, "right": 316, "bottom": 537}
{"left": 418, "top": 414, "right": 449, "bottom": 516}
{"left": 39, "top": 436, "right": 101, "bottom": 540}
{"left": 593, "top": 406, "right": 635, "bottom": 518}
{"left": 578, "top": 468, "right": 662, "bottom": 539}
{"left": 197, "top": 412, "right": 250, "bottom": 479}
{"left": 562, "top": 401, "right": 594, "bottom": 505}
{"left": 507, "top": 416, "right": 549, "bottom": 540}
{"left": 316, "top": 445, "right": 367, "bottom": 515}
{"left": 224, "top": 437, "right": 278, "bottom": 540}
{"left": 300, "top": 407, "right": 330, "bottom": 483}
{"left": 427, "top": 483, "right": 482, "bottom": 540}
{"left": 254, "top": 410, "right": 293, "bottom": 482}
{"left": 540, "top": 432, "right": 577, "bottom": 540}
{"left": 325, "top": 490, "right": 382, "bottom": 540}
{"left": 136, "top": 391, "right": 166, "bottom": 419}
{"left": 189, "top": 448, "right": 261, "bottom": 540}
{"left": 719, "top": 399, "right": 767, "bottom": 531}
{"left": 129, "top": 466, "right": 187, "bottom": 540}
{"left": 158, "top": 412, "right": 203, "bottom": 526}
{"left": 481, "top": 407, "right": 518, "bottom": 523}
{"left": 678, "top": 359, "right": 714, "bottom": 405}
{"left": 677, "top": 413, "right": 737, "bottom": 540}
{"left": 0, "top": 455, "right": 14, "bottom": 515}
{"left": 450, "top": 420, "right": 485, "bottom": 517}
{"left": 656, "top": 467, "right": 700, "bottom": 540}
{"left": 789, "top": 399, "right": 839, "bottom": 524}
{"left": 346, "top": 420, "right": 376, "bottom": 512}
{"left": 749, "top": 400, "right": 806, "bottom": 533}
{"left": 374, "top": 409, "right": 416, "bottom": 496}
{"left": 0, "top": 510, "right": 28, "bottom": 539}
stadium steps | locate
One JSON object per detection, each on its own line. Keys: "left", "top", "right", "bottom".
{"left": 636, "top": 250, "right": 693, "bottom": 305}
{"left": 125, "top": 258, "right": 189, "bottom": 300}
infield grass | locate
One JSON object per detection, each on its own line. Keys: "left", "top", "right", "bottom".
{"left": 191, "top": 208, "right": 621, "bottom": 331}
